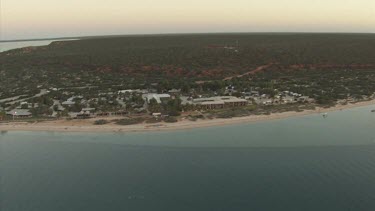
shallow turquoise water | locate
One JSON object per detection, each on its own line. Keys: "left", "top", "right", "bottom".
{"left": 1, "top": 105, "right": 375, "bottom": 210}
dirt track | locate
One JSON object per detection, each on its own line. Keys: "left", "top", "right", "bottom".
{"left": 223, "top": 63, "right": 273, "bottom": 81}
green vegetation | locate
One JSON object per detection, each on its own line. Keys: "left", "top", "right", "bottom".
{"left": 210, "top": 105, "right": 257, "bottom": 118}
{"left": 94, "top": 119, "right": 110, "bottom": 125}
{"left": 145, "top": 118, "right": 162, "bottom": 124}
{"left": 164, "top": 117, "right": 178, "bottom": 123}
{"left": 115, "top": 118, "right": 145, "bottom": 125}
{"left": 1, "top": 33, "right": 375, "bottom": 122}
{"left": 1, "top": 33, "right": 375, "bottom": 99}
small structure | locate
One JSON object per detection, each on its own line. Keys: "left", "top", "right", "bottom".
{"left": 76, "top": 111, "right": 91, "bottom": 119}
{"left": 6, "top": 109, "right": 32, "bottom": 118}
{"left": 152, "top": 113, "right": 162, "bottom": 117}
{"left": 67, "top": 108, "right": 95, "bottom": 119}
{"left": 152, "top": 113, "right": 168, "bottom": 119}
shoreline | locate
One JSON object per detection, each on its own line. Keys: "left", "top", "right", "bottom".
{"left": 1, "top": 100, "right": 374, "bottom": 133}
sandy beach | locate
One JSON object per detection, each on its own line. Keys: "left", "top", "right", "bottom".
{"left": 1, "top": 99, "right": 374, "bottom": 133}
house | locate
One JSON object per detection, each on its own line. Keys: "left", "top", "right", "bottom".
{"left": 69, "top": 110, "right": 92, "bottom": 119}
{"left": 6, "top": 109, "right": 32, "bottom": 118}
{"left": 76, "top": 111, "right": 92, "bottom": 119}
{"left": 147, "top": 94, "right": 171, "bottom": 103}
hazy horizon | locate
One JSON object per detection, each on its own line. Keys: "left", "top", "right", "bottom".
{"left": 2, "top": 0, "right": 375, "bottom": 40}
{"left": 2, "top": 31, "right": 375, "bottom": 42}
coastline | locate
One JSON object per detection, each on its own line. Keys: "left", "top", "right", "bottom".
{"left": 1, "top": 99, "right": 374, "bottom": 133}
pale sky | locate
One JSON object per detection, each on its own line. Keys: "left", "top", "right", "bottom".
{"left": 1, "top": 0, "right": 375, "bottom": 40}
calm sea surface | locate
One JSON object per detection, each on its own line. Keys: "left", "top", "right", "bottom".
{"left": 0, "top": 39, "right": 76, "bottom": 52}
{"left": 1, "top": 105, "right": 375, "bottom": 211}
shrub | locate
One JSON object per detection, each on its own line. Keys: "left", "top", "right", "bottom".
{"left": 94, "top": 119, "right": 109, "bottom": 125}
{"left": 115, "top": 118, "right": 145, "bottom": 125}
{"left": 164, "top": 117, "right": 178, "bottom": 123}
{"left": 145, "top": 118, "right": 162, "bottom": 124}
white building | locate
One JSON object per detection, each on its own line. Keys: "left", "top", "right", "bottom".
{"left": 193, "top": 96, "right": 247, "bottom": 110}
{"left": 6, "top": 109, "right": 32, "bottom": 118}
{"left": 147, "top": 94, "right": 171, "bottom": 103}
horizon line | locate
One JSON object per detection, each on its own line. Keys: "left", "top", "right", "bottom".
{"left": 1, "top": 31, "right": 374, "bottom": 43}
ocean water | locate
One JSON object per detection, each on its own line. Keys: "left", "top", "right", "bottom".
{"left": 1, "top": 105, "right": 375, "bottom": 211}
{"left": 0, "top": 39, "right": 76, "bottom": 52}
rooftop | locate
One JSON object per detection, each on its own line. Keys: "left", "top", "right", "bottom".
{"left": 147, "top": 93, "right": 171, "bottom": 103}
{"left": 193, "top": 96, "right": 247, "bottom": 104}
{"left": 6, "top": 109, "right": 31, "bottom": 116}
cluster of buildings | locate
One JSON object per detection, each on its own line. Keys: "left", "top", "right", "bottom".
{"left": 0, "top": 85, "right": 315, "bottom": 120}
{"left": 246, "top": 90, "right": 313, "bottom": 105}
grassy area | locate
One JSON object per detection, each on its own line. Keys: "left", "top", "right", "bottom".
{"left": 114, "top": 117, "right": 146, "bottom": 125}
{"left": 93, "top": 119, "right": 110, "bottom": 125}
{"left": 204, "top": 103, "right": 320, "bottom": 119}
{"left": 164, "top": 117, "right": 178, "bottom": 123}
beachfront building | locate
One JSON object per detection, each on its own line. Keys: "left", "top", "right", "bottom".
{"left": 6, "top": 109, "right": 32, "bottom": 118}
{"left": 193, "top": 96, "right": 247, "bottom": 110}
